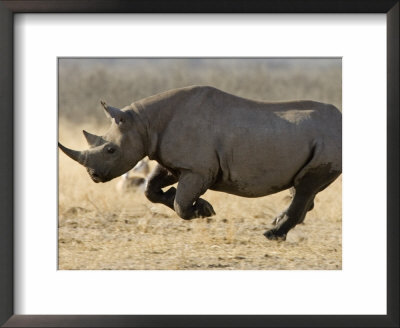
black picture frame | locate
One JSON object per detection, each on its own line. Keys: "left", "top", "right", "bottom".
{"left": 0, "top": 1, "right": 398, "bottom": 327}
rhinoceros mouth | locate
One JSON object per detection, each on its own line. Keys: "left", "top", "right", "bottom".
{"left": 90, "top": 175, "right": 102, "bottom": 183}
{"left": 87, "top": 168, "right": 108, "bottom": 183}
{"left": 97, "top": 176, "right": 112, "bottom": 183}
{"left": 89, "top": 172, "right": 112, "bottom": 183}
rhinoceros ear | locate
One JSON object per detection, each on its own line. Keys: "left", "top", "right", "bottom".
{"left": 101, "top": 100, "right": 128, "bottom": 125}
{"left": 82, "top": 130, "right": 105, "bottom": 147}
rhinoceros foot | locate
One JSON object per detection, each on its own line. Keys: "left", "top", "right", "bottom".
{"left": 264, "top": 229, "right": 287, "bottom": 241}
{"left": 194, "top": 198, "right": 216, "bottom": 218}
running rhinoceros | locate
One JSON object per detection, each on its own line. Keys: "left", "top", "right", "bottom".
{"left": 59, "top": 86, "right": 342, "bottom": 240}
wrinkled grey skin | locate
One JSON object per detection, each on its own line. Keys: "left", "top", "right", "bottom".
{"left": 59, "top": 86, "right": 342, "bottom": 240}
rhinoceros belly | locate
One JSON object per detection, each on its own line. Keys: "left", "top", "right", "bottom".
{"left": 210, "top": 169, "right": 295, "bottom": 197}
{"left": 210, "top": 141, "right": 312, "bottom": 198}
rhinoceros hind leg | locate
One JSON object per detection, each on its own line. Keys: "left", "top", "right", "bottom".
{"left": 264, "top": 229, "right": 287, "bottom": 241}
{"left": 265, "top": 192, "right": 315, "bottom": 240}
{"left": 273, "top": 197, "right": 315, "bottom": 226}
{"left": 265, "top": 164, "right": 341, "bottom": 240}
{"left": 272, "top": 211, "right": 286, "bottom": 226}
{"left": 174, "top": 172, "right": 215, "bottom": 220}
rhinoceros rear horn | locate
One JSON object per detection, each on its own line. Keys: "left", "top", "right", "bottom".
{"left": 58, "top": 142, "right": 86, "bottom": 166}
{"left": 101, "top": 100, "right": 127, "bottom": 124}
{"left": 82, "top": 130, "right": 104, "bottom": 147}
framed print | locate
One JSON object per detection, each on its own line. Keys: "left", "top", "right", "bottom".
{"left": 1, "top": 1, "right": 398, "bottom": 327}
{"left": 57, "top": 57, "right": 343, "bottom": 271}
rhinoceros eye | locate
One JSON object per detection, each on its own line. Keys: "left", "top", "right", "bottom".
{"left": 107, "top": 147, "right": 115, "bottom": 154}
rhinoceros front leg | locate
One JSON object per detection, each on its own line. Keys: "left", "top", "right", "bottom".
{"left": 144, "top": 164, "right": 178, "bottom": 210}
{"left": 173, "top": 172, "right": 216, "bottom": 220}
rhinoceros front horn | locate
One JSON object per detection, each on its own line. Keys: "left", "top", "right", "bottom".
{"left": 58, "top": 142, "right": 87, "bottom": 166}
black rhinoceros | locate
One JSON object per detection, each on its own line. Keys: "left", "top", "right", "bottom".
{"left": 59, "top": 85, "right": 342, "bottom": 240}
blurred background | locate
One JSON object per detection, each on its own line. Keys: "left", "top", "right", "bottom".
{"left": 59, "top": 58, "right": 341, "bottom": 124}
{"left": 58, "top": 58, "right": 342, "bottom": 270}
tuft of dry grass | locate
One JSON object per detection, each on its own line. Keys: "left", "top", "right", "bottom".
{"left": 58, "top": 58, "right": 342, "bottom": 270}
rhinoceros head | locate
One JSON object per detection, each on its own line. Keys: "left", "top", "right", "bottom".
{"left": 58, "top": 101, "right": 146, "bottom": 183}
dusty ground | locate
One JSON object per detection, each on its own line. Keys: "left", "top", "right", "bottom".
{"left": 58, "top": 123, "right": 342, "bottom": 270}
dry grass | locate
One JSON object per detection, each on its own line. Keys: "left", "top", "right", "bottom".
{"left": 58, "top": 58, "right": 342, "bottom": 270}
